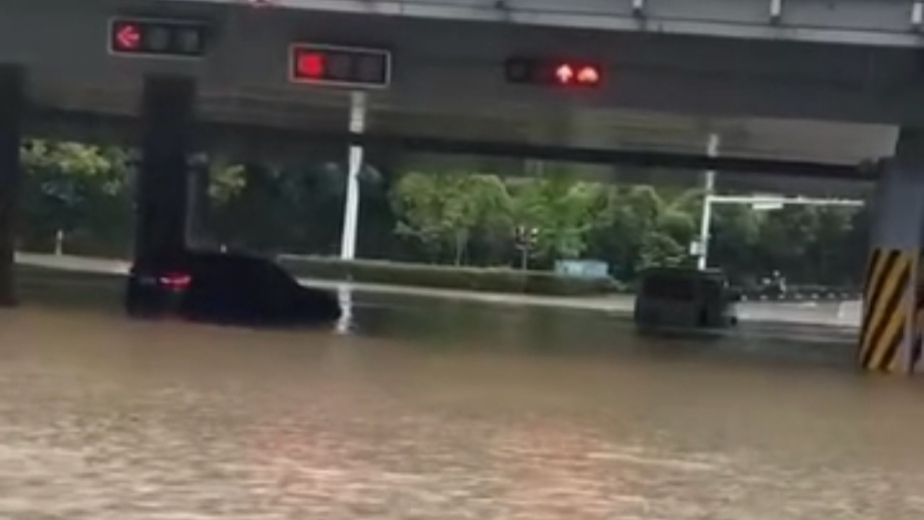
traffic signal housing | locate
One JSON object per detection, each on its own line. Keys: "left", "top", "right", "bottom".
{"left": 514, "top": 226, "right": 539, "bottom": 248}
{"left": 504, "top": 57, "right": 602, "bottom": 87}
{"left": 108, "top": 17, "right": 208, "bottom": 58}
{"left": 289, "top": 43, "right": 391, "bottom": 89}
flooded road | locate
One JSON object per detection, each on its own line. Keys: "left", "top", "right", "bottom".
{"left": 1, "top": 275, "right": 923, "bottom": 519}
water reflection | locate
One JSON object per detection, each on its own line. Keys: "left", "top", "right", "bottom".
{"left": 1, "top": 278, "right": 922, "bottom": 518}
{"left": 336, "top": 284, "right": 353, "bottom": 335}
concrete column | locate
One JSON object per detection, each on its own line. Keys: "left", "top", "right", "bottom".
{"left": 0, "top": 65, "right": 24, "bottom": 307}
{"left": 858, "top": 129, "right": 924, "bottom": 374}
{"left": 134, "top": 75, "right": 196, "bottom": 264}
{"left": 185, "top": 156, "right": 210, "bottom": 249}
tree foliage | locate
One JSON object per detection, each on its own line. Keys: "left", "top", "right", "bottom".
{"left": 15, "top": 140, "right": 868, "bottom": 286}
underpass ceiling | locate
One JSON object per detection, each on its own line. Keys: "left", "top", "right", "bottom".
{"left": 29, "top": 106, "right": 874, "bottom": 197}
{"left": 33, "top": 81, "right": 897, "bottom": 175}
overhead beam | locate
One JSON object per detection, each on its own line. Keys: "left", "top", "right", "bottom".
{"left": 27, "top": 107, "right": 874, "bottom": 180}
{"left": 358, "top": 134, "right": 873, "bottom": 179}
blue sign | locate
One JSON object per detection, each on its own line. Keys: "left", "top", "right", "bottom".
{"left": 555, "top": 260, "right": 609, "bottom": 279}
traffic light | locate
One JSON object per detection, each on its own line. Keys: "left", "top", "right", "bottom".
{"left": 108, "top": 17, "right": 208, "bottom": 58}
{"left": 504, "top": 57, "right": 602, "bottom": 87}
{"left": 289, "top": 43, "right": 391, "bottom": 88}
{"left": 514, "top": 226, "right": 539, "bottom": 247}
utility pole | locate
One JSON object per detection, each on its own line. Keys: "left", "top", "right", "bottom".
{"left": 696, "top": 133, "right": 720, "bottom": 270}
{"left": 514, "top": 225, "right": 538, "bottom": 270}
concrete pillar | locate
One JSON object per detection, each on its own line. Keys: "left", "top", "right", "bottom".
{"left": 858, "top": 129, "right": 924, "bottom": 374}
{"left": 0, "top": 65, "right": 24, "bottom": 307}
{"left": 185, "top": 156, "right": 210, "bottom": 249}
{"left": 134, "top": 75, "right": 196, "bottom": 264}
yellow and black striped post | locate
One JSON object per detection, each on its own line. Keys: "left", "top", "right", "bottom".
{"left": 858, "top": 248, "right": 915, "bottom": 372}
{"left": 857, "top": 135, "right": 924, "bottom": 375}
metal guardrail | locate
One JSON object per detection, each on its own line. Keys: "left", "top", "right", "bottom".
{"left": 736, "top": 287, "right": 862, "bottom": 302}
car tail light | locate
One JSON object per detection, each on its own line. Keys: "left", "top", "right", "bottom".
{"left": 158, "top": 272, "right": 192, "bottom": 290}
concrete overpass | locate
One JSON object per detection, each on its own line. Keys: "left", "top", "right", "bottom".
{"left": 0, "top": 0, "right": 920, "bottom": 152}
{"left": 2, "top": 0, "right": 924, "bottom": 373}
{"left": 275, "top": 0, "right": 924, "bottom": 48}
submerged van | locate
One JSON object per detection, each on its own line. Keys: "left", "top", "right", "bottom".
{"left": 633, "top": 267, "right": 740, "bottom": 330}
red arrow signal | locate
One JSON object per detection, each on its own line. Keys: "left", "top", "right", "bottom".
{"left": 114, "top": 23, "right": 141, "bottom": 50}
{"left": 555, "top": 64, "right": 574, "bottom": 84}
{"left": 576, "top": 66, "right": 600, "bottom": 85}
{"left": 108, "top": 18, "right": 208, "bottom": 58}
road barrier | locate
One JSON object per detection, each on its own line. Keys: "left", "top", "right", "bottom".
{"left": 736, "top": 286, "right": 861, "bottom": 302}
{"left": 858, "top": 249, "right": 913, "bottom": 373}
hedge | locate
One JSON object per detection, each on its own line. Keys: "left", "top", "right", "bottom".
{"left": 277, "top": 255, "right": 623, "bottom": 296}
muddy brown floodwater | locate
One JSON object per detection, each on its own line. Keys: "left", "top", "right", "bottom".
{"left": 0, "top": 280, "right": 922, "bottom": 519}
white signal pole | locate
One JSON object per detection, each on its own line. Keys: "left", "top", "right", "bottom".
{"left": 696, "top": 133, "right": 720, "bottom": 270}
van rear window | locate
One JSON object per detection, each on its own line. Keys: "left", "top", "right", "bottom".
{"left": 640, "top": 274, "right": 697, "bottom": 301}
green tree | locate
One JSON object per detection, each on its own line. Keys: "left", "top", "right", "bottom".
{"left": 391, "top": 171, "right": 509, "bottom": 264}
{"left": 638, "top": 231, "right": 687, "bottom": 270}
{"left": 656, "top": 209, "right": 696, "bottom": 249}
{"left": 805, "top": 207, "right": 856, "bottom": 284}
{"left": 508, "top": 175, "right": 606, "bottom": 263}
{"left": 589, "top": 185, "right": 667, "bottom": 277}
{"left": 9, "top": 140, "right": 868, "bottom": 289}
{"left": 708, "top": 204, "right": 761, "bottom": 281}
{"left": 208, "top": 161, "right": 246, "bottom": 205}
{"left": 756, "top": 206, "right": 819, "bottom": 281}
{"left": 20, "top": 140, "right": 129, "bottom": 255}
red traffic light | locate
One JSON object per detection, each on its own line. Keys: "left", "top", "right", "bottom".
{"left": 108, "top": 17, "right": 208, "bottom": 58}
{"left": 112, "top": 22, "right": 142, "bottom": 51}
{"left": 576, "top": 65, "right": 600, "bottom": 85}
{"left": 505, "top": 57, "right": 603, "bottom": 87}
{"left": 554, "top": 64, "right": 574, "bottom": 84}
{"left": 289, "top": 43, "right": 391, "bottom": 88}
{"left": 295, "top": 51, "right": 325, "bottom": 79}
{"left": 554, "top": 63, "right": 600, "bottom": 86}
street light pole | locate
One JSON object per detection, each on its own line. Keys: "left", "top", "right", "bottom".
{"left": 339, "top": 91, "right": 366, "bottom": 260}
{"left": 696, "top": 133, "right": 720, "bottom": 270}
{"left": 706, "top": 195, "right": 864, "bottom": 207}
{"left": 696, "top": 193, "right": 864, "bottom": 270}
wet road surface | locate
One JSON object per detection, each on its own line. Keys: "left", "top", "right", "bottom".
{"left": 1, "top": 270, "right": 921, "bottom": 519}
{"left": 14, "top": 253, "right": 862, "bottom": 328}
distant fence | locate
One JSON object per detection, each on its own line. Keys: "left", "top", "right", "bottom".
{"left": 735, "top": 286, "right": 861, "bottom": 302}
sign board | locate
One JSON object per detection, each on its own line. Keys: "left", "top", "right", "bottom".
{"left": 554, "top": 260, "right": 610, "bottom": 279}
{"left": 689, "top": 240, "right": 705, "bottom": 256}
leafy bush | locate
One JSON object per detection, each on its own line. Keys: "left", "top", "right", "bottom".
{"left": 277, "top": 256, "right": 619, "bottom": 296}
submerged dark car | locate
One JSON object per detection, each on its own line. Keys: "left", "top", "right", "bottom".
{"left": 633, "top": 267, "right": 740, "bottom": 331}
{"left": 124, "top": 251, "right": 341, "bottom": 326}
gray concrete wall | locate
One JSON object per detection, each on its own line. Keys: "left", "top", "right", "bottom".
{"left": 194, "top": 0, "right": 924, "bottom": 47}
